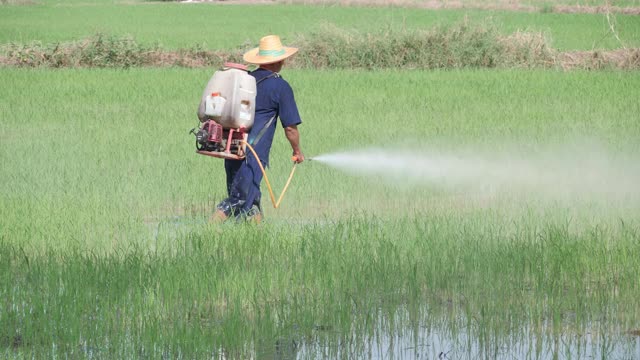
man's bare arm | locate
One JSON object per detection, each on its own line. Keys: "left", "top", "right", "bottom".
{"left": 284, "top": 125, "right": 304, "bottom": 163}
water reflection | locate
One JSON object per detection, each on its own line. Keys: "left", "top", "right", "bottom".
{"left": 253, "top": 308, "right": 640, "bottom": 360}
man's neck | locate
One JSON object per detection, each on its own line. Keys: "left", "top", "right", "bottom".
{"left": 259, "top": 61, "right": 283, "bottom": 73}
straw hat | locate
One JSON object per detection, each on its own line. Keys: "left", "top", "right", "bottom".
{"left": 243, "top": 35, "right": 298, "bottom": 65}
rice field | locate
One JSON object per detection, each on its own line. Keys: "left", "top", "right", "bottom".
{"left": 2, "top": 1, "right": 640, "bottom": 359}
{"left": 1, "top": 67, "right": 639, "bottom": 358}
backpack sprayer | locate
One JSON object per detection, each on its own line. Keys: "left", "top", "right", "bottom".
{"left": 191, "top": 62, "right": 298, "bottom": 208}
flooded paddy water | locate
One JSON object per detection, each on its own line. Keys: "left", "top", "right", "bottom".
{"left": 293, "top": 311, "right": 640, "bottom": 359}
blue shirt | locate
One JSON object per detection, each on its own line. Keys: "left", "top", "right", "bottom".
{"left": 247, "top": 68, "right": 302, "bottom": 166}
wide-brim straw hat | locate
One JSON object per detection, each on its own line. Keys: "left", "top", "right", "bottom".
{"left": 243, "top": 35, "right": 298, "bottom": 65}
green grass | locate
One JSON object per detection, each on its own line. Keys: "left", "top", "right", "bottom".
{"left": 1, "top": 68, "right": 639, "bottom": 246}
{"left": 1, "top": 3, "right": 639, "bottom": 51}
{"left": 1, "top": 67, "right": 640, "bottom": 357}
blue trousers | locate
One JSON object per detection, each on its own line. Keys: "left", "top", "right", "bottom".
{"left": 217, "top": 153, "right": 264, "bottom": 217}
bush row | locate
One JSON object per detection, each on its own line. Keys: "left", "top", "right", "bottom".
{"left": 1, "top": 24, "right": 638, "bottom": 70}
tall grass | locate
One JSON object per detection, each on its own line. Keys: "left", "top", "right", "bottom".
{"left": 0, "top": 34, "right": 222, "bottom": 68}
{"left": 290, "top": 22, "right": 554, "bottom": 69}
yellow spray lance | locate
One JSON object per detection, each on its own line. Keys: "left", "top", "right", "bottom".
{"left": 241, "top": 140, "right": 299, "bottom": 209}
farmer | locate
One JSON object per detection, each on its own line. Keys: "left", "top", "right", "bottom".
{"left": 211, "top": 35, "right": 305, "bottom": 223}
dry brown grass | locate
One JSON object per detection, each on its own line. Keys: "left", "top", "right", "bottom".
{"left": 10, "top": 48, "right": 639, "bottom": 70}
{"left": 552, "top": 4, "right": 640, "bottom": 15}
{"left": 557, "top": 48, "right": 640, "bottom": 69}
{"left": 276, "top": 0, "right": 537, "bottom": 11}
{"left": 498, "top": 31, "right": 555, "bottom": 67}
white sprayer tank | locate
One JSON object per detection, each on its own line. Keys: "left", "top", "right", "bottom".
{"left": 197, "top": 62, "right": 256, "bottom": 130}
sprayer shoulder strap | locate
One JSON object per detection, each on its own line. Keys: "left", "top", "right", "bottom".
{"left": 249, "top": 72, "right": 280, "bottom": 146}
{"left": 250, "top": 115, "right": 277, "bottom": 147}
{"left": 255, "top": 72, "right": 279, "bottom": 85}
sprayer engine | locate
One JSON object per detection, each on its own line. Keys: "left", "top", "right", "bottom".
{"left": 192, "top": 120, "right": 248, "bottom": 160}
{"left": 195, "top": 120, "right": 223, "bottom": 152}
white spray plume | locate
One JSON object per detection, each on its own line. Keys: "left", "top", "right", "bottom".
{"left": 312, "top": 144, "right": 640, "bottom": 202}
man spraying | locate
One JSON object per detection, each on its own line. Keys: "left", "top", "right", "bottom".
{"left": 211, "top": 35, "right": 305, "bottom": 222}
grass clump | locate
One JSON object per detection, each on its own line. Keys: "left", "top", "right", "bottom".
{"left": 1, "top": 34, "right": 153, "bottom": 68}
{"left": 0, "top": 33, "right": 241, "bottom": 68}
{"left": 558, "top": 48, "right": 640, "bottom": 70}
{"left": 272, "top": 21, "right": 554, "bottom": 69}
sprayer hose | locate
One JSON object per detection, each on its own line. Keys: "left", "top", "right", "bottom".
{"left": 241, "top": 140, "right": 297, "bottom": 209}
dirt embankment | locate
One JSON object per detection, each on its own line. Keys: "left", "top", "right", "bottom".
{"left": 184, "top": 0, "right": 640, "bottom": 15}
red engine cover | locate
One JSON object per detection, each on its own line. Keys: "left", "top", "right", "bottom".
{"left": 206, "top": 121, "right": 223, "bottom": 143}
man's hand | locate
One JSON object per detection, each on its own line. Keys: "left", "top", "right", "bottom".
{"left": 292, "top": 151, "right": 305, "bottom": 164}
